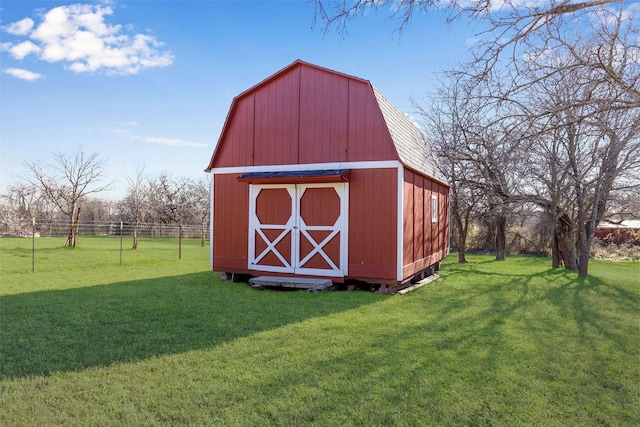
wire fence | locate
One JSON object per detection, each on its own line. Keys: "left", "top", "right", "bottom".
{"left": 2, "top": 219, "right": 208, "bottom": 240}
{"left": 1, "top": 220, "right": 210, "bottom": 273}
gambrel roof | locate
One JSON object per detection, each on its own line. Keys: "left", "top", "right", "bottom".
{"left": 206, "top": 59, "right": 448, "bottom": 186}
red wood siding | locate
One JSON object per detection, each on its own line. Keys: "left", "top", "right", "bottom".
{"left": 213, "top": 174, "right": 249, "bottom": 272}
{"left": 212, "top": 95, "right": 255, "bottom": 168}
{"left": 208, "top": 63, "right": 399, "bottom": 170}
{"left": 298, "top": 65, "right": 349, "bottom": 164}
{"left": 403, "top": 176, "right": 414, "bottom": 267}
{"left": 347, "top": 80, "right": 398, "bottom": 162}
{"left": 439, "top": 182, "right": 450, "bottom": 255}
{"left": 348, "top": 168, "right": 397, "bottom": 282}
{"left": 253, "top": 67, "right": 300, "bottom": 165}
{"left": 402, "top": 169, "right": 449, "bottom": 280}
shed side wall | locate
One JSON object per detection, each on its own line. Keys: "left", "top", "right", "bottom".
{"left": 402, "top": 169, "right": 449, "bottom": 280}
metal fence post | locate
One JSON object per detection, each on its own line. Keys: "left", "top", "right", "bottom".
{"left": 179, "top": 224, "right": 183, "bottom": 259}
{"left": 32, "top": 217, "right": 35, "bottom": 272}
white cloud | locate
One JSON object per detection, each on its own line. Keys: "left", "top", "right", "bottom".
{"left": 4, "top": 40, "right": 41, "bottom": 59}
{"left": 107, "top": 127, "right": 207, "bottom": 148}
{"left": 4, "top": 67, "right": 43, "bottom": 81}
{"left": 111, "top": 128, "right": 134, "bottom": 137}
{"left": 3, "top": 17, "right": 34, "bottom": 35}
{"left": 1, "top": 3, "right": 173, "bottom": 75}
{"left": 134, "top": 136, "right": 208, "bottom": 148}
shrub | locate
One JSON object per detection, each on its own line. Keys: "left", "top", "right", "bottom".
{"left": 591, "top": 237, "right": 640, "bottom": 261}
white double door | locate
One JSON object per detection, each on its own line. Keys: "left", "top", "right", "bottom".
{"left": 248, "top": 183, "right": 348, "bottom": 277}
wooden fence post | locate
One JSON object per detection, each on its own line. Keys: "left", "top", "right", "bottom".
{"left": 120, "top": 221, "right": 123, "bottom": 265}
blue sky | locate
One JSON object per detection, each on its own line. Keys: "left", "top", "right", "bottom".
{"left": 1, "top": 0, "right": 478, "bottom": 200}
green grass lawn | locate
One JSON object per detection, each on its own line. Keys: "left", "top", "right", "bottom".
{"left": 1, "top": 238, "right": 638, "bottom": 426}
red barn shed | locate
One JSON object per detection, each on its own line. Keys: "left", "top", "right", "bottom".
{"left": 205, "top": 60, "right": 449, "bottom": 291}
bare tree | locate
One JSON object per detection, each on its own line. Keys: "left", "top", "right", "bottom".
{"left": 0, "top": 182, "right": 38, "bottom": 236}
{"left": 121, "top": 165, "right": 150, "bottom": 249}
{"left": 416, "top": 75, "right": 485, "bottom": 262}
{"left": 150, "top": 173, "right": 189, "bottom": 225}
{"left": 81, "top": 198, "right": 117, "bottom": 235}
{"left": 119, "top": 171, "right": 210, "bottom": 242}
{"left": 479, "top": 2, "right": 638, "bottom": 275}
{"left": 474, "top": 121, "right": 529, "bottom": 261}
{"left": 516, "top": 54, "right": 640, "bottom": 275}
{"left": 23, "top": 147, "right": 110, "bottom": 247}
{"left": 184, "top": 177, "right": 211, "bottom": 246}
{"left": 315, "top": 1, "right": 631, "bottom": 92}
{"left": 418, "top": 71, "right": 530, "bottom": 261}
{"left": 3, "top": 182, "right": 38, "bottom": 215}
{"left": 315, "top": 0, "right": 620, "bottom": 29}
{"left": 316, "top": 0, "right": 638, "bottom": 131}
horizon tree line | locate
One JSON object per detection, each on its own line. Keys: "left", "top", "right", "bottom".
{"left": 1, "top": 147, "right": 210, "bottom": 249}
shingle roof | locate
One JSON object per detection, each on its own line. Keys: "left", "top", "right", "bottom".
{"left": 372, "top": 85, "right": 448, "bottom": 185}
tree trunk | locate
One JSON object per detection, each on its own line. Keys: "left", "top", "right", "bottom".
{"left": 132, "top": 228, "right": 139, "bottom": 250}
{"left": 457, "top": 238, "right": 468, "bottom": 263}
{"left": 574, "top": 178, "right": 591, "bottom": 277}
{"left": 454, "top": 213, "right": 468, "bottom": 263}
{"left": 65, "top": 205, "right": 80, "bottom": 247}
{"left": 550, "top": 211, "right": 561, "bottom": 267}
{"left": 578, "top": 240, "right": 590, "bottom": 277}
{"left": 495, "top": 215, "right": 506, "bottom": 261}
{"left": 576, "top": 222, "right": 592, "bottom": 277}
{"left": 73, "top": 207, "right": 80, "bottom": 247}
{"left": 65, "top": 219, "right": 74, "bottom": 247}
{"left": 551, "top": 234, "right": 561, "bottom": 268}
{"left": 554, "top": 213, "right": 578, "bottom": 271}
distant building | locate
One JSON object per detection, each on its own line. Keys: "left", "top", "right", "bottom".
{"left": 595, "top": 220, "right": 640, "bottom": 245}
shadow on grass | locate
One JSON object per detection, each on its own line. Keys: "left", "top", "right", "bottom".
{"left": 437, "top": 260, "right": 638, "bottom": 346}
{"left": 310, "top": 263, "right": 639, "bottom": 424}
{"left": 186, "top": 260, "right": 639, "bottom": 425}
{"left": 0, "top": 272, "right": 385, "bottom": 380}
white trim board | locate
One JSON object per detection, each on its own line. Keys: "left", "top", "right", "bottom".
{"left": 209, "top": 174, "right": 214, "bottom": 268}
{"left": 397, "top": 166, "right": 404, "bottom": 281}
{"left": 211, "top": 160, "right": 406, "bottom": 282}
{"left": 210, "top": 160, "right": 402, "bottom": 176}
